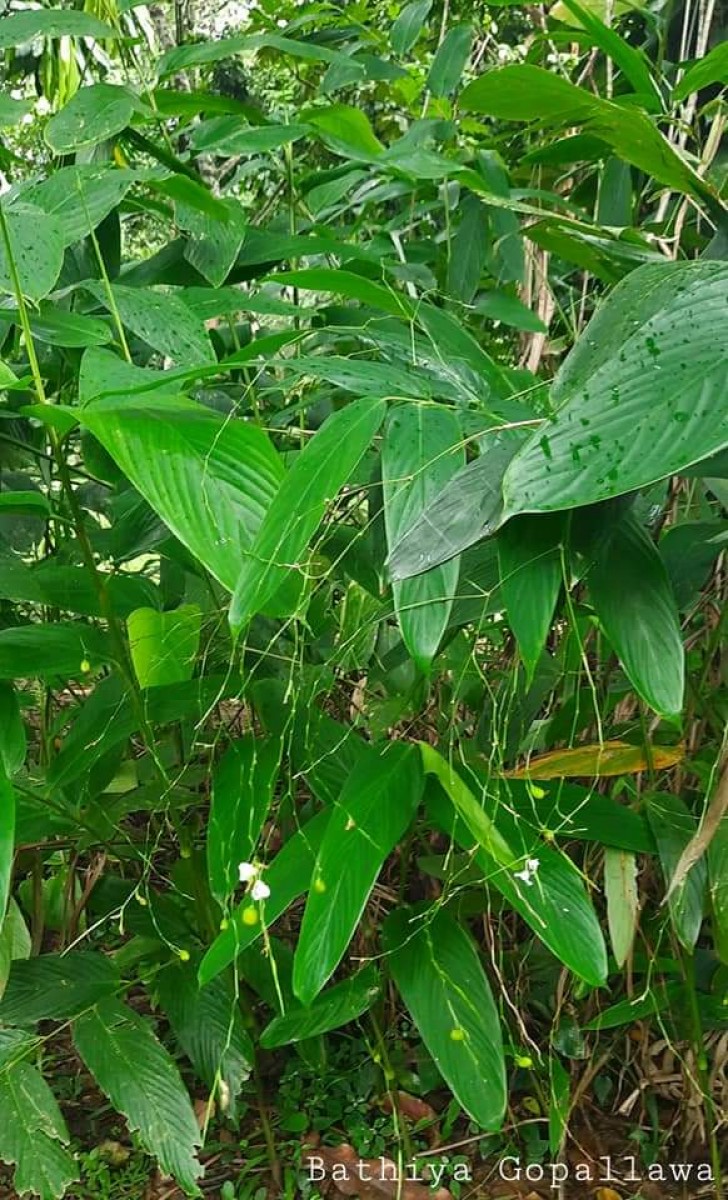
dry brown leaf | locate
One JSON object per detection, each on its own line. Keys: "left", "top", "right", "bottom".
{"left": 302, "top": 1143, "right": 453, "bottom": 1200}
{"left": 664, "top": 757, "right": 728, "bottom": 903}
{"left": 380, "top": 1091, "right": 440, "bottom": 1146}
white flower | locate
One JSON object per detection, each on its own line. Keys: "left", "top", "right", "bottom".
{"left": 251, "top": 879, "right": 270, "bottom": 902}
{"left": 513, "top": 857, "right": 540, "bottom": 887}
{"left": 238, "top": 861, "right": 257, "bottom": 883}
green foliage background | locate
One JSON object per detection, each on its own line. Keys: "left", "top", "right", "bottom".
{"left": 0, "top": 0, "right": 726, "bottom": 1195}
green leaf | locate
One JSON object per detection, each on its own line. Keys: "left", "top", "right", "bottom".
{"left": 0, "top": 953, "right": 119, "bottom": 1025}
{"left": 586, "top": 514, "right": 684, "bottom": 716}
{"left": 475, "top": 290, "right": 547, "bottom": 332}
{"left": 604, "top": 849, "right": 639, "bottom": 967}
{"left": 557, "top": 0, "right": 659, "bottom": 103}
{"left": 159, "top": 32, "right": 367, "bottom": 79}
{"left": 448, "top": 196, "right": 489, "bottom": 304}
{"left": 708, "top": 817, "right": 728, "bottom": 964}
{"left": 420, "top": 744, "right": 515, "bottom": 866}
{"left": 383, "top": 904, "right": 506, "bottom": 1129}
{"left": 0, "top": 770, "right": 14, "bottom": 923}
{"left": 73, "top": 1000, "right": 202, "bottom": 1196}
{"left": 427, "top": 25, "right": 473, "bottom": 97}
{"left": 207, "top": 734, "right": 282, "bottom": 905}
{"left": 305, "top": 105, "right": 384, "bottom": 161}
{"left": 0, "top": 491, "right": 51, "bottom": 517}
{"left": 0, "top": 203, "right": 65, "bottom": 302}
{"left": 388, "top": 432, "right": 526, "bottom": 580}
{"left": 382, "top": 404, "right": 464, "bottom": 671}
{"left": 0, "top": 96, "right": 32, "bottom": 129}
{"left": 0, "top": 623, "right": 111, "bottom": 681}
{"left": 0, "top": 1060, "right": 78, "bottom": 1200}
{"left": 230, "top": 397, "right": 386, "bottom": 633}
{"left": 423, "top": 756, "right": 608, "bottom": 984}
{"left": 391, "top": 0, "right": 432, "bottom": 54}
{"left": 659, "top": 521, "right": 728, "bottom": 611}
{"left": 673, "top": 42, "right": 728, "bottom": 103}
{"left": 177, "top": 197, "right": 247, "bottom": 289}
{"left": 503, "top": 262, "right": 728, "bottom": 517}
{"left": 15, "top": 305, "right": 113, "bottom": 348}
{"left": 19, "top": 165, "right": 149, "bottom": 247}
{"left": 460, "top": 66, "right": 717, "bottom": 208}
{"left": 260, "top": 964, "right": 381, "bottom": 1047}
{"left": 85, "top": 283, "right": 215, "bottom": 368}
{"left": 264, "top": 267, "right": 411, "bottom": 317}
{"left": 128, "top": 605, "right": 202, "bottom": 689}
{"left": 156, "top": 963, "right": 252, "bottom": 1118}
{"left": 293, "top": 744, "right": 423, "bottom": 1004}
{"left": 198, "top": 809, "right": 330, "bottom": 987}
{"left": 189, "top": 120, "right": 308, "bottom": 157}
{"left": 498, "top": 514, "right": 563, "bottom": 684}
{"left": 45, "top": 84, "right": 135, "bottom": 153}
{"left": 79, "top": 396, "right": 283, "bottom": 592}
{"left": 647, "top": 793, "right": 706, "bottom": 950}
{"left": 48, "top": 673, "right": 240, "bottom": 791}
{"left": 0, "top": 9, "right": 118, "bottom": 48}
{"left": 0, "top": 900, "right": 31, "bottom": 1003}
{"left": 0, "top": 685, "right": 25, "bottom": 776}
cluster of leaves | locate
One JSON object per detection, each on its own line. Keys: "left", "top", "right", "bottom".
{"left": 0, "top": 0, "right": 727, "bottom": 1196}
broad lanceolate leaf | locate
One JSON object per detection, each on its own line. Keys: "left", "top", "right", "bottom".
{"left": 261, "top": 964, "right": 381, "bottom": 1047}
{"left": 45, "top": 84, "right": 135, "bottom": 153}
{"left": 128, "top": 605, "right": 202, "bottom": 689}
{"left": 19, "top": 165, "right": 148, "bottom": 247}
{"left": 503, "top": 262, "right": 728, "bottom": 517}
{"left": 382, "top": 404, "right": 464, "bottom": 670}
{"left": 85, "top": 284, "right": 215, "bottom": 368}
{"left": 673, "top": 41, "right": 728, "bottom": 103}
{"left": 0, "top": 623, "right": 111, "bottom": 681}
{"left": 0, "top": 953, "right": 119, "bottom": 1025}
{"left": 0, "top": 9, "right": 118, "bottom": 48}
{"left": 604, "top": 849, "right": 639, "bottom": 967}
{"left": 460, "top": 66, "right": 719, "bottom": 211}
{"left": 198, "top": 808, "right": 331, "bottom": 987}
{"left": 79, "top": 395, "right": 283, "bottom": 592}
{"left": 48, "top": 673, "right": 240, "bottom": 790}
{"left": 587, "top": 514, "right": 684, "bottom": 716}
{"left": 391, "top": 0, "right": 432, "bottom": 54}
{"left": 427, "top": 25, "right": 473, "bottom": 96}
{"left": 73, "top": 1000, "right": 202, "bottom": 1195}
{"left": 388, "top": 431, "right": 526, "bottom": 580}
{"left": 230, "top": 397, "right": 386, "bottom": 633}
{"left": 207, "top": 734, "right": 282, "bottom": 904}
{"left": 384, "top": 904, "right": 506, "bottom": 1129}
{"left": 0, "top": 770, "right": 14, "bottom": 923}
{"left": 0, "top": 685, "right": 25, "bottom": 775}
{"left": 0, "top": 1060, "right": 78, "bottom": 1200}
{"left": 0, "top": 203, "right": 64, "bottom": 302}
{"left": 293, "top": 743, "right": 423, "bottom": 1005}
{"left": 498, "top": 514, "right": 563, "bottom": 684}
{"left": 424, "top": 755, "right": 608, "bottom": 984}
{"left": 708, "top": 815, "right": 728, "bottom": 964}
{"left": 647, "top": 793, "right": 706, "bottom": 950}
{"left": 156, "top": 963, "right": 252, "bottom": 1118}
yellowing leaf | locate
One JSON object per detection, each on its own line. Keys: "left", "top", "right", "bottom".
{"left": 504, "top": 741, "right": 684, "bottom": 779}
